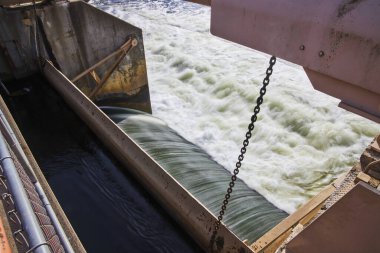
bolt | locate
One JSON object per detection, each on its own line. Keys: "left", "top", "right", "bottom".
{"left": 131, "top": 39, "right": 138, "bottom": 47}
{"left": 299, "top": 45, "right": 305, "bottom": 51}
{"left": 319, "top": 51, "right": 325, "bottom": 57}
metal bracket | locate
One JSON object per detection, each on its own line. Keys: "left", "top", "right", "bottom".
{"left": 2, "top": 193, "right": 14, "bottom": 205}
{"left": 8, "top": 209, "right": 21, "bottom": 225}
{"left": 13, "top": 229, "right": 29, "bottom": 247}
{"left": 71, "top": 37, "right": 138, "bottom": 100}
{"left": 25, "top": 242, "right": 52, "bottom": 253}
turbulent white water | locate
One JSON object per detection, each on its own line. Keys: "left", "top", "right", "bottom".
{"left": 91, "top": 0, "right": 380, "bottom": 213}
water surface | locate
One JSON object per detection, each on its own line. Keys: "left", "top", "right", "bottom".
{"left": 91, "top": 0, "right": 380, "bottom": 212}
{"left": 104, "top": 106, "right": 288, "bottom": 243}
{"left": 4, "top": 75, "right": 203, "bottom": 253}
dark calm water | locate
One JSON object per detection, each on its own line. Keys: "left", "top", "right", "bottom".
{"left": 3, "top": 75, "right": 203, "bottom": 253}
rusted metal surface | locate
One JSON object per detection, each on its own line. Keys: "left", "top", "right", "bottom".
{"left": 0, "top": 0, "right": 45, "bottom": 7}
{"left": 250, "top": 177, "right": 340, "bottom": 253}
{"left": 371, "top": 135, "right": 380, "bottom": 153}
{"left": 273, "top": 166, "right": 360, "bottom": 253}
{"left": 0, "top": 0, "right": 31, "bottom": 5}
{"left": 71, "top": 36, "right": 139, "bottom": 100}
{"left": 360, "top": 135, "right": 380, "bottom": 179}
{"left": 43, "top": 60, "right": 253, "bottom": 253}
{"left": 88, "top": 38, "right": 137, "bottom": 99}
{"left": 186, "top": 0, "right": 211, "bottom": 6}
{"left": 305, "top": 69, "right": 380, "bottom": 124}
{"left": 0, "top": 215, "right": 12, "bottom": 253}
{"left": 0, "top": 202, "right": 17, "bottom": 253}
{"left": 286, "top": 182, "right": 380, "bottom": 253}
{"left": 251, "top": 193, "right": 326, "bottom": 252}
{"left": 339, "top": 102, "right": 380, "bottom": 124}
{"left": 355, "top": 172, "right": 380, "bottom": 188}
{"left": 210, "top": 0, "right": 380, "bottom": 122}
{"left": 71, "top": 38, "right": 135, "bottom": 83}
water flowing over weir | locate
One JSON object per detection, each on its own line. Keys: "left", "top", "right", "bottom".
{"left": 102, "top": 106, "right": 288, "bottom": 243}
{"left": 2, "top": 76, "right": 203, "bottom": 253}
{"left": 3, "top": 74, "right": 287, "bottom": 251}
{"left": 92, "top": 0, "right": 380, "bottom": 214}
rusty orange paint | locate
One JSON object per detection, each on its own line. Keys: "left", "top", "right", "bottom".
{"left": 0, "top": 217, "right": 11, "bottom": 253}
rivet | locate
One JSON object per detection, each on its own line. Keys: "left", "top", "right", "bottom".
{"left": 131, "top": 38, "right": 138, "bottom": 47}
{"left": 319, "top": 51, "right": 325, "bottom": 57}
{"left": 299, "top": 45, "right": 305, "bottom": 51}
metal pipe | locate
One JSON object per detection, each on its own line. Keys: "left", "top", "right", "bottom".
{"left": 0, "top": 94, "right": 86, "bottom": 252}
{"left": 0, "top": 108, "right": 75, "bottom": 253}
{"left": 0, "top": 132, "right": 51, "bottom": 253}
{"left": 35, "top": 183, "right": 75, "bottom": 253}
{"left": 0, "top": 110, "right": 37, "bottom": 182}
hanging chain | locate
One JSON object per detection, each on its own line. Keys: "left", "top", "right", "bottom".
{"left": 210, "top": 56, "right": 276, "bottom": 250}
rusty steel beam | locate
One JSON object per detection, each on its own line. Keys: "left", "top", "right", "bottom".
{"left": 0, "top": 0, "right": 45, "bottom": 7}
{"left": 88, "top": 39, "right": 137, "bottom": 99}
{"left": 71, "top": 38, "right": 133, "bottom": 83}
{"left": 286, "top": 182, "right": 380, "bottom": 253}
{"left": 186, "top": 0, "right": 211, "bottom": 6}
{"left": 250, "top": 175, "right": 347, "bottom": 253}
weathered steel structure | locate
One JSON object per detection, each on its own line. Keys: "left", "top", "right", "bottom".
{"left": 0, "top": 0, "right": 151, "bottom": 112}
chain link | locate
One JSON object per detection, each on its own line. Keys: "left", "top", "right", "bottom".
{"left": 210, "top": 56, "right": 276, "bottom": 250}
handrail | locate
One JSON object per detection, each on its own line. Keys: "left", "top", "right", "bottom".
{"left": 0, "top": 0, "right": 48, "bottom": 8}
{"left": 0, "top": 108, "right": 75, "bottom": 253}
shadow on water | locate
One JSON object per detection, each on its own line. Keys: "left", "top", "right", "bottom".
{"left": 2, "top": 75, "right": 204, "bottom": 253}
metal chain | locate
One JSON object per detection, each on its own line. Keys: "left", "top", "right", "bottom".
{"left": 210, "top": 56, "right": 276, "bottom": 250}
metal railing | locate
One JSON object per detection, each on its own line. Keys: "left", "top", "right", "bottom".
{"left": 0, "top": 106, "right": 74, "bottom": 253}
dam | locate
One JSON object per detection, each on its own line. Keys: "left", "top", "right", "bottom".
{"left": 1, "top": 70, "right": 286, "bottom": 251}
{"left": 0, "top": 0, "right": 379, "bottom": 253}
{"left": 0, "top": 0, "right": 290, "bottom": 250}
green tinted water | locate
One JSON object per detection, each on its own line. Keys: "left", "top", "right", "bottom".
{"left": 103, "top": 106, "right": 288, "bottom": 243}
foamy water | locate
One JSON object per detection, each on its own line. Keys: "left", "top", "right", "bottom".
{"left": 91, "top": 0, "right": 380, "bottom": 213}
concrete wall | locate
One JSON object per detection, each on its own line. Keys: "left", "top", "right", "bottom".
{"left": 0, "top": 1, "right": 151, "bottom": 112}
{"left": 0, "top": 6, "right": 39, "bottom": 80}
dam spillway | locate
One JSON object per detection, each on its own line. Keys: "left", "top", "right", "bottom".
{"left": 3, "top": 75, "right": 287, "bottom": 251}
{"left": 1, "top": 0, "right": 380, "bottom": 252}
{"left": 103, "top": 106, "right": 288, "bottom": 243}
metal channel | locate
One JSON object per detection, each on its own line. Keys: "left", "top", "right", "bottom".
{"left": 43, "top": 60, "right": 253, "bottom": 253}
